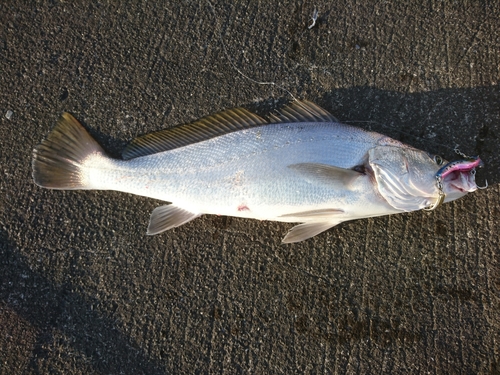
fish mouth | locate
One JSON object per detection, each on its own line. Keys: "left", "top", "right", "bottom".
{"left": 446, "top": 171, "right": 476, "bottom": 193}
{"left": 439, "top": 157, "right": 483, "bottom": 195}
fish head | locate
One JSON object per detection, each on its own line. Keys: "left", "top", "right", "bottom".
{"left": 368, "top": 145, "right": 481, "bottom": 212}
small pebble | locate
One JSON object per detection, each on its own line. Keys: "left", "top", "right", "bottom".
{"left": 6, "top": 110, "right": 13, "bottom": 120}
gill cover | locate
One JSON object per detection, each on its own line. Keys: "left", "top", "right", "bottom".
{"left": 368, "top": 146, "right": 440, "bottom": 211}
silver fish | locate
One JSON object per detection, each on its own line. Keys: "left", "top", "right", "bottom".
{"left": 32, "top": 100, "right": 482, "bottom": 243}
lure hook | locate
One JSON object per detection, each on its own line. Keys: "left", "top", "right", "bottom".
{"left": 477, "top": 179, "right": 488, "bottom": 190}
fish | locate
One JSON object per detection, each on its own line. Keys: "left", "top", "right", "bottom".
{"left": 32, "top": 100, "right": 483, "bottom": 243}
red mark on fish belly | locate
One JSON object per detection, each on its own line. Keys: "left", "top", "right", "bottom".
{"left": 238, "top": 204, "right": 250, "bottom": 212}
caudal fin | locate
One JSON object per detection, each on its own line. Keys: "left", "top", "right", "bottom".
{"left": 32, "top": 113, "right": 106, "bottom": 189}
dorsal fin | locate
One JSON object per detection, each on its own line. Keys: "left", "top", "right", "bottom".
{"left": 122, "top": 100, "right": 338, "bottom": 160}
{"left": 122, "top": 107, "right": 268, "bottom": 160}
{"left": 268, "top": 100, "right": 338, "bottom": 123}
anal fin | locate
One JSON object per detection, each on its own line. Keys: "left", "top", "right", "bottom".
{"left": 282, "top": 221, "right": 341, "bottom": 244}
{"left": 147, "top": 205, "right": 201, "bottom": 235}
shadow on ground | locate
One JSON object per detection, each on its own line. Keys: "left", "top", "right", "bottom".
{"left": 0, "top": 230, "right": 166, "bottom": 375}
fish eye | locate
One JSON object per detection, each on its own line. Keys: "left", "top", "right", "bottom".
{"left": 433, "top": 155, "right": 443, "bottom": 165}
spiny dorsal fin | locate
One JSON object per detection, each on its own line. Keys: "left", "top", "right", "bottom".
{"left": 122, "top": 107, "right": 267, "bottom": 160}
{"left": 268, "top": 100, "right": 338, "bottom": 124}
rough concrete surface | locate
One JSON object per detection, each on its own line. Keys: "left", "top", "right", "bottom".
{"left": 1, "top": 1, "right": 499, "bottom": 374}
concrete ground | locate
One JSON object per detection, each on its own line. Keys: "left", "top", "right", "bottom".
{"left": 1, "top": 1, "right": 499, "bottom": 374}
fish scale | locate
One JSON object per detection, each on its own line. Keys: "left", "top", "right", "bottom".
{"left": 95, "top": 125, "right": 377, "bottom": 210}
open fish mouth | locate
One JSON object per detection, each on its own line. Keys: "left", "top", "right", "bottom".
{"left": 439, "top": 157, "right": 483, "bottom": 193}
{"left": 446, "top": 171, "right": 477, "bottom": 193}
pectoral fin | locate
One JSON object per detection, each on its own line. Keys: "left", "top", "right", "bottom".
{"left": 288, "top": 163, "right": 362, "bottom": 187}
{"left": 282, "top": 221, "right": 341, "bottom": 244}
{"left": 147, "top": 205, "right": 201, "bottom": 235}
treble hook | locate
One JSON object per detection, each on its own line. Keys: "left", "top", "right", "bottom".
{"left": 477, "top": 179, "right": 488, "bottom": 189}
{"left": 470, "top": 165, "right": 488, "bottom": 190}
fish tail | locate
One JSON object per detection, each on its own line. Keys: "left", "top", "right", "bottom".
{"left": 32, "top": 113, "right": 109, "bottom": 189}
